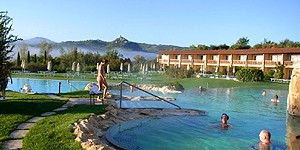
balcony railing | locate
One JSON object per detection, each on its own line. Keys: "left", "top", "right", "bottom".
{"left": 194, "top": 60, "right": 205, "bottom": 63}
{"left": 284, "top": 61, "right": 293, "bottom": 66}
{"left": 207, "top": 60, "right": 217, "bottom": 64}
{"left": 181, "top": 59, "right": 192, "bottom": 63}
{"left": 265, "top": 60, "right": 277, "bottom": 66}
{"left": 247, "top": 60, "right": 263, "bottom": 65}
{"left": 169, "top": 59, "right": 179, "bottom": 63}
{"left": 232, "top": 60, "right": 246, "bottom": 65}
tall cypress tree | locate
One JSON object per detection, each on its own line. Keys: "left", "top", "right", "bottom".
{"left": 34, "top": 54, "right": 37, "bottom": 63}
{"left": 27, "top": 51, "right": 30, "bottom": 63}
{"left": 44, "top": 50, "right": 47, "bottom": 63}
{"left": 16, "top": 52, "right": 21, "bottom": 66}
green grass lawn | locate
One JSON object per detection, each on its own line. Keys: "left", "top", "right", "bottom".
{"left": 0, "top": 91, "right": 67, "bottom": 148}
{"left": 23, "top": 105, "right": 107, "bottom": 150}
{"left": 59, "top": 90, "right": 90, "bottom": 98}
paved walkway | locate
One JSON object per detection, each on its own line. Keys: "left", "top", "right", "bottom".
{"left": 2, "top": 95, "right": 101, "bottom": 150}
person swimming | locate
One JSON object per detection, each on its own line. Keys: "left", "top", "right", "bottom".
{"left": 199, "top": 86, "right": 207, "bottom": 92}
{"left": 250, "top": 130, "right": 286, "bottom": 150}
{"left": 271, "top": 95, "right": 280, "bottom": 103}
{"left": 262, "top": 90, "right": 266, "bottom": 96}
{"left": 221, "top": 113, "right": 233, "bottom": 129}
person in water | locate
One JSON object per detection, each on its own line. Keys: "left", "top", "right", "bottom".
{"left": 221, "top": 113, "right": 233, "bottom": 129}
{"left": 262, "top": 90, "right": 266, "bottom": 96}
{"left": 258, "top": 130, "right": 271, "bottom": 150}
{"left": 271, "top": 95, "right": 280, "bottom": 103}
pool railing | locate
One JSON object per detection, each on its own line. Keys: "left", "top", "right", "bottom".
{"left": 119, "top": 81, "right": 181, "bottom": 109}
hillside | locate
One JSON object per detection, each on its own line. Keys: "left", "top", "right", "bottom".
{"left": 58, "top": 35, "right": 187, "bottom": 52}
{"left": 12, "top": 36, "right": 188, "bottom": 59}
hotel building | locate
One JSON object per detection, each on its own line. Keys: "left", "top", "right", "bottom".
{"left": 157, "top": 48, "right": 300, "bottom": 79}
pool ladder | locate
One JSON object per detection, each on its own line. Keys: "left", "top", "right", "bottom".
{"left": 119, "top": 81, "right": 181, "bottom": 109}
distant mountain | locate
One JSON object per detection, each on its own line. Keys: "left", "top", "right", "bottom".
{"left": 12, "top": 36, "right": 188, "bottom": 59}
{"left": 57, "top": 35, "right": 187, "bottom": 53}
{"left": 15, "top": 37, "right": 56, "bottom": 45}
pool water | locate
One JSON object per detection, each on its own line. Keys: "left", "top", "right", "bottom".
{"left": 7, "top": 78, "right": 90, "bottom": 93}
{"left": 106, "top": 87, "right": 296, "bottom": 150}
{"left": 6, "top": 78, "right": 298, "bottom": 149}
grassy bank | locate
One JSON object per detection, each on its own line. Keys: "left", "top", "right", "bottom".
{"left": 23, "top": 105, "right": 106, "bottom": 150}
{"left": 0, "top": 91, "right": 66, "bottom": 148}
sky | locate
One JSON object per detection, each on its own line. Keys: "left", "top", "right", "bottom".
{"left": 1, "top": 0, "right": 300, "bottom": 47}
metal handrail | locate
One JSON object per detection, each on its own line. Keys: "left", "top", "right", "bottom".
{"left": 119, "top": 81, "right": 181, "bottom": 109}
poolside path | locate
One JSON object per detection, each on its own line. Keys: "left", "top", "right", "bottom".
{"left": 2, "top": 95, "right": 102, "bottom": 150}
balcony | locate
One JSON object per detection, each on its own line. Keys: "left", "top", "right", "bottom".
{"left": 169, "top": 59, "right": 179, "bottom": 64}
{"left": 207, "top": 60, "right": 217, "bottom": 65}
{"left": 219, "top": 60, "right": 230, "bottom": 66}
{"left": 264, "top": 60, "right": 277, "bottom": 67}
{"left": 232, "top": 60, "right": 246, "bottom": 66}
{"left": 247, "top": 60, "right": 263, "bottom": 66}
{"left": 181, "top": 59, "right": 192, "bottom": 64}
{"left": 158, "top": 59, "right": 168, "bottom": 64}
{"left": 284, "top": 61, "right": 293, "bottom": 68}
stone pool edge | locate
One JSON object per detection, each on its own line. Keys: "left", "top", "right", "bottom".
{"left": 72, "top": 99, "right": 205, "bottom": 150}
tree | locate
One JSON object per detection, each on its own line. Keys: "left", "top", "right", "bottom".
{"left": 34, "top": 54, "right": 37, "bottom": 63}
{"left": 39, "top": 41, "right": 52, "bottom": 62}
{"left": 253, "top": 38, "right": 276, "bottom": 49}
{"left": 133, "top": 55, "right": 146, "bottom": 63}
{"left": 273, "top": 63, "right": 284, "bottom": 79}
{"left": 16, "top": 52, "right": 21, "bottom": 66}
{"left": 197, "top": 44, "right": 209, "bottom": 50}
{"left": 102, "top": 49, "right": 122, "bottom": 71}
{"left": 276, "top": 39, "right": 300, "bottom": 48}
{"left": 230, "top": 37, "right": 251, "bottom": 49}
{"left": 19, "top": 44, "right": 29, "bottom": 60}
{"left": 27, "top": 50, "right": 30, "bottom": 63}
{"left": 0, "top": 11, "right": 20, "bottom": 65}
{"left": 219, "top": 44, "right": 230, "bottom": 49}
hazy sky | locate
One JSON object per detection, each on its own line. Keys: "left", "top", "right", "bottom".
{"left": 1, "top": 0, "right": 299, "bottom": 47}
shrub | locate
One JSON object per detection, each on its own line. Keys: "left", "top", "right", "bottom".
{"left": 235, "top": 68, "right": 264, "bottom": 82}
{"left": 26, "top": 62, "right": 47, "bottom": 72}
{"left": 264, "top": 71, "right": 274, "bottom": 81}
{"left": 166, "top": 81, "right": 184, "bottom": 91}
{"left": 165, "top": 67, "right": 194, "bottom": 79}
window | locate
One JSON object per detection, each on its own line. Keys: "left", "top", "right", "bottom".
{"left": 291, "top": 55, "right": 300, "bottom": 61}
{"left": 255, "top": 55, "right": 263, "bottom": 61}
{"left": 226, "top": 55, "right": 231, "bottom": 60}
{"left": 199, "top": 55, "right": 204, "bottom": 60}
{"left": 239, "top": 55, "right": 247, "bottom": 61}
{"left": 213, "top": 55, "right": 218, "bottom": 60}
{"left": 272, "top": 55, "right": 283, "bottom": 62}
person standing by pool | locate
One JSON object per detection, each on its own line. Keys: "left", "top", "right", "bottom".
{"left": 97, "top": 59, "right": 109, "bottom": 100}
{"left": 0, "top": 63, "right": 13, "bottom": 100}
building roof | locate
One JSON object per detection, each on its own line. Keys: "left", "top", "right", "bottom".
{"left": 157, "top": 48, "right": 300, "bottom": 55}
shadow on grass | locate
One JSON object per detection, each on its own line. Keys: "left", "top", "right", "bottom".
{"left": 0, "top": 100, "right": 66, "bottom": 115}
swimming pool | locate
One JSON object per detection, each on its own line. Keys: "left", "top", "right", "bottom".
{"left": 6, "top": 78, "right": 299, "bottom": 149}
{"left": 106, "top": 87, "right": 299, "bottom": 149}
{"left": 7, "top": 78, "right": 90, "bottom": 93}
